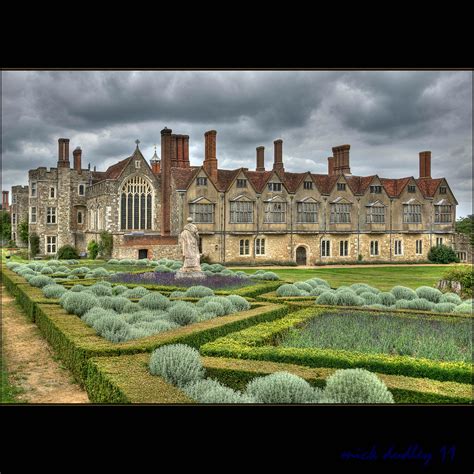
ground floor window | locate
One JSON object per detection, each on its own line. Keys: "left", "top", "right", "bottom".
{"left": 46, "top": 236, "right": 57, "bottom": 254}
{"left": 457, "top": 252, "right": 467, "bottom": 262}
{"left": 436, "top": 237, "right": 443, "bottom": 246}
{"left": 416, "top": 239, "right": 423, "bottom": 255}
{"left": 255, "top": 238, "right": 265, "bottom": 255}
{"left": 239, "top": 239, "right": 250, "bottom": 255}
{"left": 339, "top": 240, "right": 349, "bottom": 257}
{"left": 77, "top": 210, "right": 83, "bottom": 224}
{"left": 370, "top": 240, "right": 379, "bottom": 256}
{"left": 321, "top": 240, "right": 330, "bottom": 257}
{"left": 394, "top": 240, "right": 403, "bottom": 256}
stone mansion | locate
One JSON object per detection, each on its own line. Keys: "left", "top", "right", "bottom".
{"left": 10, "top": 128, "right": 458, "bottom": 264}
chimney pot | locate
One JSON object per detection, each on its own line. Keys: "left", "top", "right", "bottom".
{"left": 419, "top": 151, "right": 431, "bottom": 178}
{"left": 58, "top": 138, "right": 70, "bottom": 168}
{"left": 331, "top": 144, "right": 351, "bottom": 175}
{"left": 273, "top": 139, "right": 284, "bottom": 173}
{"left": 73, "top": 147, "right": 82, "bottom": 173}
{"left": 204, "top": 130, "right": 218, "bottom": 181}
{"left": 328, "top": 157, "right": 335, "bottom": 176}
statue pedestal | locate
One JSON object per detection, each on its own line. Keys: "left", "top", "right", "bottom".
{"left": 175, "top": 270, "right": 206, "bottom": 280}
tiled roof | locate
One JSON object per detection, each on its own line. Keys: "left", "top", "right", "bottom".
{"left": 244, "top": 170, "right": 273, "bottom": 192}
{"left": 416, "top": 178, "right": 443, "bottom": 197}
{"left": 380, "top": 177, "right": 411, "bottom": 197}
{"left": 216, "top": 169, "right": 240, "bottom": 191}
{"left": 171, "top": 167, "right": 201, "bottom": 190}
{"left": 282, "top": 172, "right": 307, "bottom": 193}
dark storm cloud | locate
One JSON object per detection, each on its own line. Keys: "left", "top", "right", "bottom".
{"left": 1, "top": 70, "right": 472, "bottom": 216}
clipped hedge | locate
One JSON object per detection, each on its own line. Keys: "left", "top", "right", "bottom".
{"left": 200, "top": 307, "right": 472, "bottom": 384}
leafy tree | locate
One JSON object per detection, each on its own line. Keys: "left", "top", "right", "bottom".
{"left": 30, "top": 233, "right": 40, "bottom": 258}
{"left": 18, "top": 221, "right": 29, "bottom": 244}
{"left": 88, "top": 240, "right": 99, "bottom": 260}
{"left": 428, "top": 244, "right": 460, "bottom": 264}
{"left": 98, "top": 231, "right": 113, "bottom": 259}
{"left": 455, "top": 215, "right": 474, "bottom": 246}
{"left": 0, "top": 211, "right": 11, "bottom": 242}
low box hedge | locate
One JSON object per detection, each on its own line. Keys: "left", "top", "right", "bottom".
{"left": 34, "top": 301, "right": 289, "bottom": 384}
{"left": 201, "top": 357, "right": 472, "bottom": 404}
{"left": 85, "top": 353, "right": 472, "bottom": 403}
{"left": 200, "top": 307, "right": 472, "bottom": 384}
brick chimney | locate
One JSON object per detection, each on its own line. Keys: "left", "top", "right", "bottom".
{"left": 419, "top": 151, "right": 431, "bottom": 178}
{"left": 160, "top": 127, "right": 172, "bottom": 235}
{"left": 58, "top": 138, "right": 70, "bottom": 168}
{"left": 170, "top": 134, "right": 178, "bottom": 168}
{"left": 332, "top": 144, "right": 351, "bottom": 175}
{"left": 256, "top": 146, "right": 265, "bottom": 171}
{"left": 273, "top": 139, "right": 284, "bottom": 173}
{"left": 203, "top": 130, "right": 218, "bottom": 182}
{"left": 183, "top": 135, "right": 190, "bottom": 168}
{"left": 2, "top": 191, "right": 9, "bottom": 210}
{"left": 328, "top": 157, "right": 335, "bottom": 176}
{"left": 175, "top": 134, "right": 190, "bottom": 168}
{"left": 73, "top": 147, "right": 82, "bottom": 173}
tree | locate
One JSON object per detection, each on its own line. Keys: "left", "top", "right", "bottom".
{"left": 455, "top": 215, "right": 474, "bottom": 246}
{"left": 98, "top": 231, "right": 113, "bottom": 259}
{"left": 88, "top": 240, "right": 99, "bottom": 260}
{"left": 0, "top": 210, "right": 11, "bottom": 243}
{"left": 18, "top": 221, "right": 29, "bottom": 244}
{"left": 30, "top": 233, "right": 40, "bottom": 258}
{"left": 57, "top": 245, "right": 79, "bottom": 259}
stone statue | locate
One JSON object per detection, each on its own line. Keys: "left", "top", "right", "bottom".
{"left": 176, "top": 217, "right": 204, "bottom": 278}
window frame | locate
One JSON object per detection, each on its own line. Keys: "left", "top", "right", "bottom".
{"left": 394, "top": 239, "right": 403, "bottom": 256}
{"left": 330, "top": 202, "right": 351, "bottom": 224}
{"left": 230, "top": 200, "right": 253, "bottom": 224}
{"left": 31, "top": 181, "right": 37, "bottom": 197}
{"left": 78, "top": 184, "right": 86, "bottom": 196}
{"left": 366, "top": 205, "right": 385, "bottom": 224}
{"left": 370, "top": 240, "right": 379, "bottom": 256}
{"left": 46, "top": 207, "right": 57, "bottom": 224}
{"left": 196, "top": 177, "right": 208, "bottom": 186}
{"left": 189, "top": 202, "right": 215, "bottom": 224}
{"left": 337, "top": 183, "right": 346, "bottom": 191}
{"left": 303, "top": 181, "right": 313, "bottom": 190}
{"left": 434, "top": 204, "right": 452, "bottom": 223}
{"left": 45, "top": 235, "right": 57, "bottom": 254}
{"left": 268, "top": 182, "right": 282, "bottom": 192}
{"left": 264, "top": 200, "right": 286, "bottom": 223}
{"left": 236, "top": 179, "right": 247, "bottom": 188}
{"left": 239, "top": 238, "right": 250, "bottom": 256}
{"left": 403, "top": 203, "right": 422, "bottom": 223}
{"left": 30, "top": 206, "right": 37, "bottom": 224}
{"left": 296, "top": 201, "right": 319, "bottom": 223}
{"left": 339, "top": 240, "right": 349, "bottom": 257}
{"left": 255, "top": 238, "right": 266, "bottom": 256}
{"left": 415, "top": 239, "right": 423, "bottom": 255}
{"left": 321, "top": 239, "right": 331, "bottom": 257}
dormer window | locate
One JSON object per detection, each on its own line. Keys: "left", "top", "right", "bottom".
{"left": 303, "top": 181, "right": 313, "bottom": 190}
{"left": 268, "top": 182, "right": 282, "bottom": 192}
{"left": 237, "top": 179, "right": 247, "bottom": 188}
{"left": 408, "top": 185, "right": 416, "bottom": 193}
{"left": 196, "top": 177, "right": 207, "bottom": 186}
{"left": 439, "top": 186, "right": 447, "bottom": 194}
{"left": 370, "top": 185, "right": 382, "bottom": 194}
{"left": 337, "top": 183, "right": 346, "bottom": 191}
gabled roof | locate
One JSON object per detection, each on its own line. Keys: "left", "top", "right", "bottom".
{"left": 171, "top": 167, "right": 201, "bottom": 190}
{"left": 244, "top": 171, "right": 273, "bottom": 193}
{"left": 282, "top": 172, "right": 308, "bottom": 193}
{"left": 346, "top": 175, "right": 378, "bottom": 195}
{"left": 416, "top": 178, "right": 443, "bottom": 198}
{"left": 103, "top": 147, "right": 148, "bottom": 180}
{"left": 216, "top": 169, "right": 241, "bottom": 191}
{"left": 379, "top": 177, "right": 412, "bottom": 197}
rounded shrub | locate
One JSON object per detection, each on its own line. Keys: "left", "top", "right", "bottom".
{"left": 406, "top": 298, "right": 435, "bottom": 311}
{"left": 294, "top": 282, "right": 313, "bottom": 293}
{"left": 93, "top": 315, "right": 133, "bottom": 343}
{"left": 184, "top": 379, "right": 255, "bottom": 403}
{"left": 309, "top": 286, "right": 328, "bottom": 297}
{"left": 139, "top": 292, "right": 171, "bottom": 311}
{"left": 307, "top": 278, "right": 330, "bottom": 288}
{"left": 122, "top": 301, "right": 141, "bottom": 314}
{"left": 82, "top": 307, "right": 111, "bottom": 325}
{"left": 200, "top": 301, "right": 226, "bottom": 318}
{"left": 415, "top": 286, "right": 442, "bottom": 303}
{"left": 366, "top": 304, "right": 388, "bottom": 310}
{"left": 427, "top": 244, "right": 460, "bottom": 264}
{"left": 391, "top": 286, "right": 417, "bottom": 301}
{"left": 29, "top": 275, "right": 54, "bottom": 288}
{"left": 107, "top": 259, "right": 119, "bottom": 264}
{"left": 246, "top": 372, "right": 318, "bottom": 404}
{"left": 132, "top": 319, "right": 178, "bottom": 333}
{"left": 336, "top": 285, "right": 353, "bottom": 293}
{"left": 67, "top": 275, "right": 79, "bottom": 280}
{"left": 40, "top": 266, "right": 54, "bottom": 275}
{"left": 112, "top": 285, "right": 128, "bottom": 295}
{"left": 70, "top": 284, "right": 86, "bottom": 292}
{"left": 123, "top": 310, "right": 155, "bottom": 324}
{"left": 42, "top": 284, "right": 67, "bottom": 298}
{"left": 334, "top": 291, "right": 364, "bottom": 307}
{"left": 209, "top": 264, "right": 225, "bottom": 273}
{"left": 276, "top": 284, "right": 302, "bottom": 297}
{"left": 316, "top": 291, "right": 337, "bottom": 305}
{"left": 378, "top": 292, "right": 396, "bottom": 306}
{"left": 207, "top": 296, "right": 234, "bottom": 315}
{"left": 154, "top": 265, "right": 173, "bottom": 273}
{"left": 94, "top": 280, "right": 113, "bottom": 287}
{"left": 185, "top": 286, "right": 215, "bottom": 298}
{"left": 123, "top": 286, "right": 150, "bottom": 298}
{"left": 89, "top": 284, "right": 113, "bottom": 297}
{"left": 61, "top": 291, "right": 100, "bottom": 316}
{"left": 149, "top": 344, "right": 205, "bottom": 387}
{"left": 394, "top": 299, "right": 411, "bottom": 309}
{"left": 57, "top": 245, "right": 79, "bottom": 260}
{"left": 438, "top": 292, "right": 462, "bottom": 305}
{"left": 359, "top": 292, "right": 380, "bottom": 305}
{"left": 260, "top": 271, "right": 280, "bottom": 281}
{"left": 453, "top": 303, "right": 472, "bottom": 314}
{"left": 433, "top": 302, "right": 456, "bottom": 313}
{"left": 227, "top": 295, "right": 251, "bottom": 312}
{"left": 91, "top": 267, "right": 110, "bottom": 277}
{"left": 166, "top": 302, "right": 199, "bottom": 326}
{"left": 323, "top": 368, "right": 394, "bottom": 403}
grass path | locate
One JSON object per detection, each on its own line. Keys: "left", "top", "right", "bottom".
{"left": 1, "top": 285, "right": 89, "bottom": 403}
{"left": 235, "top": 265, "right": 455, "bottom": 290}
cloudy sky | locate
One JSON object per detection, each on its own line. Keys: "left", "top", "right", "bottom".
{"left": 2, "top": 70, "right": 472, "bottom": 216}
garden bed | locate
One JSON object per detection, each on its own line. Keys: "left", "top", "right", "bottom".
{"left": 200, "top": 307, "right": 472, "bottom": 384}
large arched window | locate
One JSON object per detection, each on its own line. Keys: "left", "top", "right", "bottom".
{"left": 120, "top": 176, "right": 153, "bottom": 230}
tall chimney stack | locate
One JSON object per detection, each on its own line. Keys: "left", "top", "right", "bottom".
{"left": 419, "top": 151, "right": 431, "bottom": 178}
{"left": 332, "top": 145, "right": 351, "bottom": 175}
{"left": 182, "top": 135, "right": 190, "bottom": 168}
{"left": 203, "top": 130, "right": 218, "bottom": 182}
{"left": 73, "top": 147, "right": 82, "bottom": 173}
{"left": 328, "top": 157, "right": 335, "bottom": 176}
{"left": 58, "top": 138, "right": 70, "bottom": 168}
{"left": 160, "top": 127, "right": 172, "bottom": 235}
{"left": 2, "top": 191, "right": 9, "bottom": 210}
{"left": 256, "top": 146, "right": 265, "bottom": 171}
{"left": 273, "top": 139, "right": 284, "bottom": 173}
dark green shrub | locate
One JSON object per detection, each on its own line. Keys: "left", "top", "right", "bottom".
{"left": 87, "top": 240, "right": 99, "bottom": 260}
{"left": 30, "top": 233, "right": 40, "bottom": 258}
{"left": 428, "top": 244, "right": 460, "bottom": 264}
{"left": 441, "top": 266, "right": 473, "bottom": 298}
{"left": 57, "top": 245, "right": 79, "bottom": 260}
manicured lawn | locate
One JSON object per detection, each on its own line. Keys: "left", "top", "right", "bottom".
{"left": 279, "top": 311, "right": 472, "bottom": 363}
{"left": 234, "top": 266, "right": 455, "bottom": 290}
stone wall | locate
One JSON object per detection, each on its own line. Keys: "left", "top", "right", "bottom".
{"left": 10, "top": 185, "right": 29, "bottom": 247}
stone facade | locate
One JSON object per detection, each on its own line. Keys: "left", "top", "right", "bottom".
{"left": 12, "top": 133, "right": 459, "bottom": 264}
{"left": 10, "top": 186, "right": 29, "bottom": 247}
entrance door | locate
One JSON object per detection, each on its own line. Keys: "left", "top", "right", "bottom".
{"left": 296, "top": 246, "right": 307, "bottom": 265}
{"left": 138, "top": 249, "right": 148, "bottom": 259}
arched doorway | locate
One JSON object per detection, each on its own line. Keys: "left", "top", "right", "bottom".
{"left": 296, "top": 246, "right": 307, "bottom": 265}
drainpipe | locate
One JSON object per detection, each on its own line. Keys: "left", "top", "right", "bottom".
{"left": 289, "top": 195, "right": 294, "bottom": 262}
{"left": 357, "top": 197, "right": 360, "bottom": 260}
{"left": 389, "top": 199, "right": 393, "bottom": 262}
{"left": 221, "top": 193, "right": 225, "bottom": 263}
